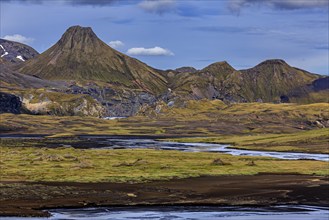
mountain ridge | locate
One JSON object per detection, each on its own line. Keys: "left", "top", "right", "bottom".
{"left": 1, "top": 25, "right": 327, "bottom": 116}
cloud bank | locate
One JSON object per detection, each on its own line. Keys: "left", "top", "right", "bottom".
{"left": 138, "top": 0, "right": 176, "bottom": 14}
{"left": 3, "top": 34, "right": 34, "bottom": 44}
{"left": 127, "top": 46, "right": 174, "bottom": 56}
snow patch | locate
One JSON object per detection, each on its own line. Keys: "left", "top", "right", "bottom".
{"left": 0, "top": 44, "right": 5, "bottom": 51}
{"left": 16, "top": 55, "right": 25, "bottom": 61}
{"left": 1, "top": 52, "right": 8, "bottom": 57}
{"left": 0, "top": 44, "right": 8, "bottom": 57}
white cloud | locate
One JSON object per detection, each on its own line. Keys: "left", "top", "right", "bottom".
{"left": 229, "top": 0, "right": 329, "bottom": 13}
{"left": 139, "top": 0, "right": 176, "bottom": 14}
{"left": 3, "top": 34, "right": 34, "bottom": 44}
{"left": 127, "top": 46, "right": 174, "bottom": 56}
{"left": 108, "top": 40, "right": 124, "bottom": 48}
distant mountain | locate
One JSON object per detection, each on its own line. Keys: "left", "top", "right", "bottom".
{"left": 170, "top": 61, "right": 248, "bottom": 102}
{"left": 1, "top": 25, "right": 327, "bottom": 117}
{"left": 240, "top": 59, "right": 320, "bottom": 102}
{"left": 17, "top": 26, "right": 167, "bottom": 95}
{"left": 0, "top": 39, "right": 39, "bottom": 64}
{"left": 169, "top": 59, "right": 322, "bottom": 103}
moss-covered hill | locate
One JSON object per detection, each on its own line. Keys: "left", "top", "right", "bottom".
{"left": 240, "top": 59, "right": 321, "bottom": 102}
{"left": 16, "top": 26, "right": 167, "bottom": 95}
{"left": 167, "top": 59, "right": 322, "bottom": 103}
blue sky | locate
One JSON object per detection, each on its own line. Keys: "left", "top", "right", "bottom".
{"left": 1, "top": 0, "right": 328, "bottom": 74}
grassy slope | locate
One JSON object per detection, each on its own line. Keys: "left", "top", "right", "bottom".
{"left": 0, "top": 146, "right": 328, "bottom": 183}
{"left": 240, "top": 60, "right": 320, "bottom": 102}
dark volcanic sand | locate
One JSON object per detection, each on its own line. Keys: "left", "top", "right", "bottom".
{"left": 0, "top": 174, "right": 328, "bottom": 217}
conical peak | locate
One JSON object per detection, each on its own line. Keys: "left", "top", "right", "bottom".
{"left": 65, "top": 25, "right": 94, "bottom": 35}
{"left": 58, "top": 25, "right": 101, "bottom": 50}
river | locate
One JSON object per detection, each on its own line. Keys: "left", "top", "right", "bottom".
{"left": 2, "top": 205, "right": 328, "bottom": 220}
{"left": 0, "top": 135, "right": 328, "bottom": 161}
{"left": 82, "top": 137, "right": 329, "bottom": 161}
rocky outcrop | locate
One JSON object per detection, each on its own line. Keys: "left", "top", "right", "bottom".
{"left": 312, "top": 77, "right": 329, "bottom": 91}
{"left": 65, "top": 84, "right": 157, "bottom": 116}
{"left": 16, "top": 90, "right": 105, "bottom": 117}
{"left": 0, "top": 92, "right": 23, "bottom": 114}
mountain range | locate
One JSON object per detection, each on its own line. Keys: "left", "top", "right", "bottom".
{"left": 0, "top": 25, "right": 328, "bottom": 116}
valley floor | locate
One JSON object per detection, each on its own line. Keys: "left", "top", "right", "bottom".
{"left": 0, "top": 102, "right": 328, "bottom": 217}
{"left": 0, "top": 138, "right": 328, "bottom": 217}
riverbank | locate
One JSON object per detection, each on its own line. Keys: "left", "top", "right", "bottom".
{"left": 1, "top": 175, "right": 328, "bottom": 217}
{"left": 1, "top": 107, "right": 329, "bottom": 154}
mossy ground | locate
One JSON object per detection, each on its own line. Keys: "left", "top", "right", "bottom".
{"left": 0, "top": 146, "right": 328, "bottom": 183}
{"left": 1, "top": 101, "right": 328, "bottom": 135}
{"left": 1, "top": 101, "right": 328, "bottom": 183}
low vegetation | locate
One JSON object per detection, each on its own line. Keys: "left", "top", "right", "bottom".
{"left": 1, "top": 101, "right": 329, "bottom": 136}
{"left": 0, "top": 146, "right": 328, "bottom": 183}
{"left": 1, "top": 102, "right": 328, "bottom": 154}
{"left": 167, "top": 128, "right": 329, "bottom": 154}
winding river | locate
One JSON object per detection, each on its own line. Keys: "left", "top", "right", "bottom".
{"left": 2, "top": 205, "right": 329, "bottom": 220}
{"left": 1, "top": 135, "right": 328, "bottom": 161}
{"left": 83, "top": 137, "right": 329, "bottom": 162}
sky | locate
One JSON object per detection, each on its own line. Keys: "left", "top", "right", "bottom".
{"left": 1, "top": 0, "right": 328, "bottom": 74}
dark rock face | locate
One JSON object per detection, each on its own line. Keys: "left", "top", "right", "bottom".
{"left": 0, "top": 92, "right": 22, "bottom": 114}
{"left": 0, "top": 39, "right": 39, "bottom": 64}
{"left": 64, "top": 84, "right": 157, "bottom": 116}
{"left": 280, "top": 95, "right": 290, "bottom": 103}
{"left": 312, "top": 77, "right": 329, "bottom": 91}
